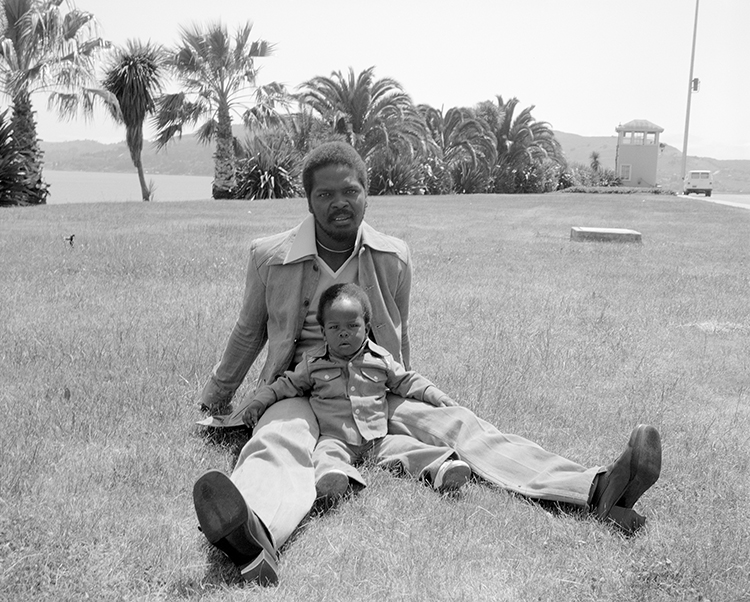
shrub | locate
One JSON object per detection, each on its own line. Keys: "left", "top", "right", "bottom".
{"left": 560, "top": 185, "right": 675, "bottom": 195}
{"left": 234, "top": 130, "right": 302, "bottom": 200}
{"left": 368, "top": 150, "right": 426, "bottom": 196}
{"left": 596, "top": 168, "right": 621, "bottom": 187}
{"left": 494, "top": 158, "right": 562, "bottom": 194}
{"left": 452, "top": 162, "right": 492, "bottom": 194}
{"left": 421, "top": 154, "right": 452, "bottom": 195}
{"left": 559, "top": 162, "right": 621, "bottom": 190}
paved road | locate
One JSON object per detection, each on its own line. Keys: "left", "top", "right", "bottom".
{"left": 679, "top": 194, "right": 750, "bottom": 210}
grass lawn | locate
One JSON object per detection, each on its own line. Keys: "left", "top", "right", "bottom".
{"left": 1, "top": 193, "right": 749, "bottom": 601}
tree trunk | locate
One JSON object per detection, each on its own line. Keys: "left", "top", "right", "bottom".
{"left": 134, "top": 154, "right": 151, "bottom": 201}
{"left": 126, "top": 122, "right": 150, "bottom": 201}
{"left": 11, "top": 91, "right": 49, "bottom": 205}
{"left": 212, "top": 101, "right": 236, "bottom": 199}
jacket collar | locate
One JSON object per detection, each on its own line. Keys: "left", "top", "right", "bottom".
{"left": 268, "top": 215, "right": 406, "bottom": 266}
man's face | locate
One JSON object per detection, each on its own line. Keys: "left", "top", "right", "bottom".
{"left": 308, "top": 164, "right": 367, "bottom": 244}
{"left": 322, "top": 297, "right": 369, "bottom": 360}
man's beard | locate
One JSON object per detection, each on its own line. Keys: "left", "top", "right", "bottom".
{"left": 315, "top": 214, "right": 358, "bottom": 243}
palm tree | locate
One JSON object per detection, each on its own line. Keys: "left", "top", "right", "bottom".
{"left": 418, "top": 104, "right": 497, "bottom": 193}
{"left": 102, "top": 39, "right": 167, "bottom": 201}
{"left": 475, "top": 96, "right": 564, "bottom": 192}
{"left": 297, "top": 66, "right": 430, "bottom": 162}
{"left": 0, "top": 0, "right": 109, "bottom": 204}
{"left": 590, "top": 150, "right": 601, "bottom": 173}
{"left": 152, "top": 21, "right": 274, "bottom": 199}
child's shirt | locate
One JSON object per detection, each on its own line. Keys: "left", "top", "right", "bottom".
{"left": 253, "top": 340, "right": 450, "bottom": 445}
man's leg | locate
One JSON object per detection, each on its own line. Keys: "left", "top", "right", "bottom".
{"left": 231, "top": 397, "right": 319, "bottom": 547}
{"left": 194, "top": 397, "right": 318, "bottom": 585}
{"left": 387, "top": 396, "right": 599, "bottom": 506}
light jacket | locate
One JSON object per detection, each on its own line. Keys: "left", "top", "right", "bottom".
{"left": 200, "top": 220, "right": 412, "bottom": 413}
{"left": 253, "top": 340, "right": 450, "bottom": 444}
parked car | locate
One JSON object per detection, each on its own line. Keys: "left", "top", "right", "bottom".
{"left": 683, "top": 170, "right": 713, "bottom": 197}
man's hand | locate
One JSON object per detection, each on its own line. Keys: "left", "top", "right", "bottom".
{"left": 434, "top": 395, "right": 459, "bottom": 407}
{"left": 243, "top": 400, "right": 267, "bottom": 429}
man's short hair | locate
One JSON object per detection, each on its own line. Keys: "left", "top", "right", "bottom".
{"left": 316, "top": 283, "right": 372, "bottom": 327}
{"left": 302, "top": 141, "right": 368, "bottom": 199}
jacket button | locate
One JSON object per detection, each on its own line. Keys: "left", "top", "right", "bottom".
{"left": 303, "top": 299, "right": 310, "bottom": 307}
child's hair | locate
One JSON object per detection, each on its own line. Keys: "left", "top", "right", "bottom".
{"left": 302, "top": 141, "right": 368, "bottom": 198}
{"left": 316, "top": 283, "right": 372, "bottom": 327}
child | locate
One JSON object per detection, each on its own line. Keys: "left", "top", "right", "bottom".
{"left": 244, "top": 283, "right": 471, "bottom": 502}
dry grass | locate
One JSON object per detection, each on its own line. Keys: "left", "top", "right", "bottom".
{"left": 1, "top": 193, "right": 749, "bottom": 601}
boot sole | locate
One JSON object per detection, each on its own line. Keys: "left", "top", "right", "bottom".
{"left": 617, "top": 425, "right": 662, "bottom": 508}
{"left": 193, "top": 470, "right": 279, "bottom": 586}
{"left": 595, "top": 425, "right": 661, "bottom": 519}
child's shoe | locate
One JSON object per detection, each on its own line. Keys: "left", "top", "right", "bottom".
{"left": 315, "top": 469, "right": 350, "bottom": 502}
{"left": 433, "top": 460, "right": 471, "bottom": 493}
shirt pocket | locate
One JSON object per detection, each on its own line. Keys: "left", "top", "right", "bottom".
{"left": 311, "top": 368, "right": 343, "bottom": 389}
{"left": 359, "top": 368, "right": 388, "bottom": 399}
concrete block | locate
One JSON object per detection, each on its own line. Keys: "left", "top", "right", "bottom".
{"left": 570, "top": 227, "right": 642, "bottom": 243}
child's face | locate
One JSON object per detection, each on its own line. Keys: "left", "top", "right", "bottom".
{"left": 322, "top": 297, "right": 369, "bottom": 359}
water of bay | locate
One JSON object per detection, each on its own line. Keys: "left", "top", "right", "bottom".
{"left": 43, "top": 170, "right": 750, "bottom": 209}
{"left": 45, "top": 170, "right": 214, "bottom": 204}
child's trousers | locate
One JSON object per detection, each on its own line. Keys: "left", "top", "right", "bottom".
{"left": 313, "top": 433, "right": 456, "bottom": 487}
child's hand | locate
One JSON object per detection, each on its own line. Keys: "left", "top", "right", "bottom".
{"left": 435, "top": 395, "right": 459, "bottom": 407}
{"left": 243, "top": 400, "right": 266, "bottom": 429}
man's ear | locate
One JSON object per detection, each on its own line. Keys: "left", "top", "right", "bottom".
{"left": 307, "top": 198, "right": 313, "bottom": 214}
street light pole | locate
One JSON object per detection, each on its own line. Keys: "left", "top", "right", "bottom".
{"left": 680, "top": 0, "right": 700, "bottom": 184}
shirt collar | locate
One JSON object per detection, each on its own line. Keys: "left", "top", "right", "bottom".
{"left": 309, "top": 338, "right": 385, "bottom": 362}
{"left": 284, "top": 214, "right": 363, "bottom": 265}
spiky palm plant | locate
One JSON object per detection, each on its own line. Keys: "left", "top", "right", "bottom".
{"left": 102, "top": 39, "right": 168, "bottom": 201}
{"left": 152, "top": 21, "right": 276, "bottom": 199}
{"left": 0, "top": 0, "right": 109, "bottom": 205}
{"left": 234, "top": 129, "right": 301, "bottom": 200}
{"left": 0, "top": 108, "right": 35, "bottom": 205}
{"left": 297, "top": 66, "right": 431, "bottom": 163}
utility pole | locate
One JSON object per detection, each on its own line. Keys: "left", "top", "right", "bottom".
{"left": 681, "top": 0, "right": 700, "bottom": 183}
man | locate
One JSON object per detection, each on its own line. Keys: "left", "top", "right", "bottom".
{"left": 193, "top": 141, "right": 662, "bottom": 586}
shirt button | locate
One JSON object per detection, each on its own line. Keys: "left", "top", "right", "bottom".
{"left": 324, "top": 375, "right": 330, "bottom": 380}
{"left": 350, "top": 386, "right": 356, "bottom": 391}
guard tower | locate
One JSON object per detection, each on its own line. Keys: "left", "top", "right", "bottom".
{"left": 615, "top": 119, "right": 664, "bottom": 187}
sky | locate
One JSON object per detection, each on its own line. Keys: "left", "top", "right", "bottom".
{"left": 25, "top": 0, "right": 750, "bottom": 160}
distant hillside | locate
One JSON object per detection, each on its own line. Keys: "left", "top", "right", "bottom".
{"left": 41, "top": 130, "right": 750, "bottom": 193}
{"left": 41, "top": 135, "right": 214, "bottom": 177}
{"left": 554, "top": 131, "right": 750, "bottom": 193}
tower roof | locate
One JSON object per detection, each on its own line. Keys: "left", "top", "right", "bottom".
{"left": 615, "top": 119, "right": 664, "bottom": 133}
